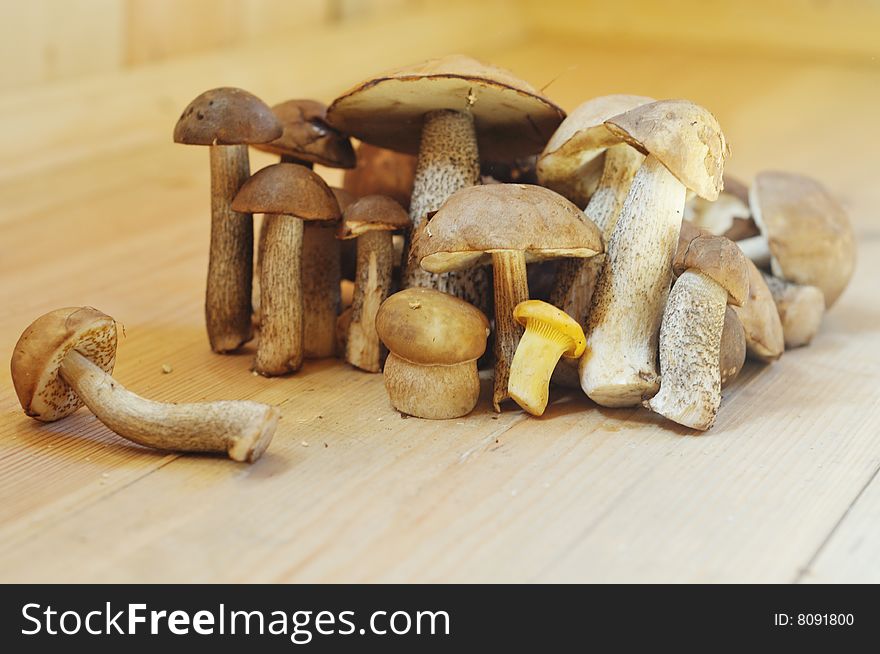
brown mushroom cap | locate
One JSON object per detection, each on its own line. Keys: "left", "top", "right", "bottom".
{"left": 173, "top": 87, "right": 282, "bottom": 146}
{"left": 338, "top": 195, "right": 410, "bottom": 240}
{"left": 375, "top": 288, "right": 489, "bottom": 366}
{"left": 11, "top": 307, "right": 117, "bottom": 422}
{"left": 254, "top": 99, "right": 356, "bottom": 168}
{"left": 415, "top": 184, "right": 602, "bottom": 273}
{"left": 674, "top": 222, "right": 749, "bottom": 306}
{"left": 331, "top": 187, "right": 356, "bottom": 213}
{"left": 231, "top": 163, "right": 340, "bottom": 222}
{"left": 342, "top": 142, "right": 417, "bottom": 210}
{"left": 750, "top": 171, "right": 855, "bottom": 307}
{"left": 325, "top": 54, "right": 565, "bottom": 161}
{"left": 605, "top": 99, "right": 729, "bottom": 200}
{"left": 733, "top": 258, "right": 785, "bottom": 361}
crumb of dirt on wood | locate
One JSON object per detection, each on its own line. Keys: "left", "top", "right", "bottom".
{"left": 161, "top": 363, "right": 173, "bottom": 374}
{"left": 301, "top": 441, "right": 309, "bottom": 447}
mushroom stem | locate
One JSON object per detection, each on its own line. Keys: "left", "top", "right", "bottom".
{"left": 302, "top": 224, "right": 341, "bottom": 358}
{"left": 491, "top": 249, "right": 529, "bottom": 411}
{"left": 646, "top": 270, "right": 727, "bottom": 430}
{"left": 255, "top": 214, "right": 304, "bottom": 375}
{"left": 762, "top": 273, "right": 825, "bottom": 348}
{"left": 58, "top": 350, "right": 279, "bottom": 462}
{"left": 346, "top": 230, "right": 393, "bottom": 372}
{"left": 509, "top": 324, "right": 571, "bottom": 416}
{"left": 403, "top": 109, "right": 489, "bottom": 311}
{"left": 736, "top": 235, "right": 771, "bottom": 269}
{"left": 383, "top": 353, "right": 480, "bottom": 420}
{"left": 207, "top": 144, "right": 254, "bottom": 353}
{"left": 580, "top": 154, "right": 686, "bottom": 407}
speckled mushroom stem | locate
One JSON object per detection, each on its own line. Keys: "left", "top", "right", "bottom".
{"left": 403, "top": 110, "right": 489, "bottom": 312}
{"left": 207, "top": 145, "right": 254, "bottom": 353}
{"left": 491, "top": 249, "right": 530, "bottom": 411}
{"left": 762, "top": 273, "right": 825, "bottom": 349}
{"left": 255, "top": 214, "right": 304, "bottom": 375}
{"left": 59, "top": 350, "right": 279, "bottom": 462}
{"left": 580, "top": 155, "right": 686, "bottom": 407}
{"left": 346, "top": 230, "right": 393, "bottom": 372}
{"left": 302, "top": 224, "right": 341, "bottom": 358}
{"left": 646, "top": 270, "right": 727, "bottom": 430}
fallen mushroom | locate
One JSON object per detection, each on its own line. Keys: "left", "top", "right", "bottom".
{"left": 580, "top": 99, "right": 729, "bottom": 407}
{"left": 720, "top": 306, "right": 747, "bottom": 387}
{"left": 762, "top": 273, "right": 826, "bottom": 349}
{"left": 232, "top": 164, "right": 340, "bottom": 376}
{"left": 337, "top": 195, "right": 410, "bottom": 372}
{"left": 375, "top": 288, "right": 490, "bottom": 419}
{"left": 733, "top": 258, "right": 785, "bottom": 361}
{"left": 645, "top": 223, "right": 749, "bottom": 430}
{"left": 414, "top": 184, "right": 602, "bottom": 411}
{"left": 508, "top": 300, "right": 586, "bottom": 416}
{"left": 11, "top": 307, "right": 279, "bottom": 462}
{"left": 174, "top": 87, "right": 282, "bottom": 353}
{"left": 684, "top": 175, "right": 758, "bottom": 240}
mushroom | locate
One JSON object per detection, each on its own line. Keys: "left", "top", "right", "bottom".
{"left": 326, "top": 54, "right": 565, "bottom": 312}
{"left": 738, "top": 171, "right": 855, "bottom": 307}
{"left": 375, "top": 288, "right": 489, "bottom": 419}
{"left": 343, "top": 142, "right": 417, "bottom": 209}
{"left": 231, "top": 164, "right": 340, "bottom": 376}
{"left": 11, "top": 307, "right": 279, "bottom": 462}
{"left": 762, "top": 273, "right": 826, "bottom": 349}
{"left": 174, "top": 87, "right": 282, "bottom": 353}
{"left": 579, "top": 99, "right": 729, "bottom": 407}
{"left": 414, "top": 184, "right": 602, "bottom": 411}
{"left": 720, "top": 306, "right": 747, "bottom": 387}
{"left": 507, "top": 300, "right": 586, "bottom": 416}
{"left": 733, "top": 258, "right": 785, "bottom": 362}
{"left": 645, "top": 223, "right": 749, "bottom": 430}
{"left": 337, "top": 195, "right": 410, "bottom": 372}
{"left": 685, "top": 175, "right": 758, "bottom": 240}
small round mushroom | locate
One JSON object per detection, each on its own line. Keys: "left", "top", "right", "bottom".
{"left": 762, "top": 273, "right": 826, "bottom": 349}
{"left": 337, "top": 195, "right": 410, "bottom": 372}
{"left": 232, "top": 164, "right": 340, "bottom": 376}
{"left": 645, "top": 223, "right": 749, "bottom": 430}
{"left": 11, "top": 308, "right": 279, "bottom": 462}
{"left": 579, "top": 99, "right": 729, "bottom": 407}
{"left": 343, "top": 142, "right": 417, "bottom": 209}
{"left": 174, "top": 87, "right": 282, "bottom": 353}
{"left": 720, "top": 306, "right": 747, "bottom": 387}
{"left": 375, "top": 288, "right": 490, "bottom": 419}
{"left": 414, "top": 184, "right": 602, "bottom": 411}
{"left": 732, "top": 258, "right": 786, "bottom": 362}
{"left": 738, "top": 171, "right": 855, "bottom": 307}
{"left": 507, "top": 301, "right": 586, "bottom": 416}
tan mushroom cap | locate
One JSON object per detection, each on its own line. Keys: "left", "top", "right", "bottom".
{"left": 11, "top": 307, "right": 117, "bottom": 422}
{"left": 231, "top": 163, "right": 340, "bottom": 222}
{"left": 537, "top": 94, "right": 654, "bottom": 200}
{"left": 674, "top": 222, "right": 749, "bottom": 306}
{"left": 376, "top": 288, "right": 489, "bottom": 366}
{"left": 605, "top": 99, "right": 729, "bottom": 200}
{"left": 174, "top": 87, "right": 282, "bottom": 146}
{"left": 338, "top": 195, "right": 409, "bottom": 240}
{"left": 750, "top": 171, "right": 855, "bottom": 307}
{"left": 733, "top": 258, "right": 785, "bottom": 361}
{"left": 416, "top": 184, "right": 603, "bottom": 273}
{"left": 325, "top": 54, "right": 566, "bottom": 161}
{"left": 343, "top": 143, "right": 417, "bottom": 209}
{"left": 254, "top": 99, "right": 356, "bottom": 168}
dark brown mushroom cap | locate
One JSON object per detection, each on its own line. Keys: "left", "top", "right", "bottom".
{"left": 11, "top": 307, "right": 117, "bottom": 422}
{"left": 674, "top": 222, "right": 749, "bottom": 306}
{"left": 331, "top": 187, "right": 356, "bottom": 214}
{"left": 231, "top": 163, "right": 340, "bottom": 222}
{"left": 254, "top": 99, "right": 356, "bottom": 168}
{"left": 173, "top": 87, "right": 282, "bottom": 146}
{"left": 326, "top": 54, "right": 566, "bottom": 161}
{"left": 338, "top": 195, "right": 410, "bottom": 240}
{"left": 376, "top": 288, "right": 489, "bottom": 365}
{"left": 750, "top": 171, "right": 855, "bottom": 307}
{"left": 415, "top": 184, "right": 603, "bottom": 273}
{"left": 605, "top": 99, "right": 729, "bottom": 200}
{"left": 343, "top": 142, "right": 417, "bottom": 209}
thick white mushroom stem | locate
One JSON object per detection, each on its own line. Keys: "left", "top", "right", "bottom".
{"left": 580, "top": 154, "right": 685, "bottom": 407}
{"left": 384, "top": 354, "right": 480, "bottom": 420}
{"left": 736, "top": 235, "right": 771, "bottom": 269}
{"left": 646, "top": 270, "right": 727, "bottom": 430}
{"left": 346, "top": 231, "right": 393, "bottom": 372}
{"left": 492, "top": 249, "right": 529, "bottom": 412}
{"left": 255, "top": 214, "right": 304, "bottom": 376}
{"left": 762, "top": 273, "right": 825, "bottom": 349}
{"left": 509, "top": 322, "right": 573, "bottom": 417}
{"left": 207, "top": 145, "right": 254, "bottom": 353}
{"left": 59, "top": 350, "right": 279, "bottom": 462}
{"left": 302, "top": 224, "right": 341, "bottom": 358}
{"left": 403, "top": 109, "right": 489, "bottom": 312}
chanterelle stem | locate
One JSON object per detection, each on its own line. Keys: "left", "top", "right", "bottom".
{"left": 346, "top": 230, "right": 393, "bottom": 372}
{"left": 492, "top": 249, "right": 529, "bottom": 411}
{"left": 59, "top": 350, "right": 279, "bottom": 462}
{"left": 508, "top": 323, "right": 571, "bottom": 416}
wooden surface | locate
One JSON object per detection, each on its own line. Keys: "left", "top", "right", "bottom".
{"left": 1, "top": 5, "right": 879, "bottom": 583}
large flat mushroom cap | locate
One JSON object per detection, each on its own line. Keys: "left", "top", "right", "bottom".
{"left": 325, "top": 54, "right": 566, "bottom": 161}
{"left": 254, "top": 99, "right": 356, "bottom": 168}
{"left": 415, "top": 184, "right": 603, "bottom": 273}
{"left": 605, "top": 99, "right": 729, "bottom": 201}
{"left": 376, "top": 288, "right": 489, "bottom": 366}
{"left": 338, "top": 195, "right": 410, "bottom": 239}
{"left": 231, "top": 163, "right": 340, "bottom": 222}
{"left": 732, "top": 258, "right": 785, "bottom": 361}
{"left": 674, "top": 222, "right": 749, "bottom": 306}
{"left": 11, "top": 307, "right": 117, "bottom": 422}
{"left": 174, "top": 87, "right": 282, "bottom": 146}
{"left": 750, "top": 171, "right": 855, "bottom": 307}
